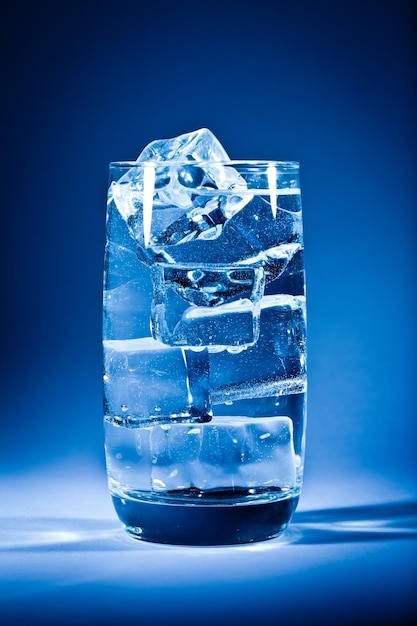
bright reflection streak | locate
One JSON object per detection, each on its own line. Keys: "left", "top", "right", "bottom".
{"left": 1, "top": 530, "right": 83, "bottom": 549}
{"left": 0, "top": 518, "right": 121, "bottom": 550}
{"left": 267, "top": 165, "right": 277, "bottom": 218}
{"left": 143, "top": 165, "right": 155, "bottom": 248}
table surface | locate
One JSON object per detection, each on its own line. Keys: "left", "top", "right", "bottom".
{"left": 1, "top": 457, "right": 416, "bottom": 626}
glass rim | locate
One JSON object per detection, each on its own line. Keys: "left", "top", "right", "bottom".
{"left": 109, "top": 159, "right": 300, "bottom": 170}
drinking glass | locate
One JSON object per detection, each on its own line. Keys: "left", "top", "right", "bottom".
{"left": 103, "top": 160, "right": 306, "bottom": 545}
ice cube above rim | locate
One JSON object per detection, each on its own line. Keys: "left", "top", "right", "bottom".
{"left": 136, "top": 128, "right": 231, "bottom": 163}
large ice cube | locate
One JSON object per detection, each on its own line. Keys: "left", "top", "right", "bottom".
{"left": 109, "top": 128, "right": 250, "bottom": 262}
{"left": 210, "top": 294, "right": 307, "bottom": 403}
{"left": 103, "top": 337, "right": 211, "bottom": 425}
{"left": 147, "top": 416, "right": 297, "bottom": 493}
{"left": 149, "top": 195, "right": 303, "bottom": 266}
{"left": 137, "top": 128, "right": 247, "bottom": 216}
{"left": 150, "top": 264, "right": 265, "bottom": 347}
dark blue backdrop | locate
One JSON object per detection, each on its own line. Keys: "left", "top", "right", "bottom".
{"left": 1, "top": 0, "right": 416, "bottom": 523}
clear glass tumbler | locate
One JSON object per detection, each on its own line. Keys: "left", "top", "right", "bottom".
{"left": 103, "top": 160, "right": 306, "bottom": 545}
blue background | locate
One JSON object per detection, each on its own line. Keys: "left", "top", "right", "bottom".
{"left": 1, "top": 1, "right": 416, "bottom": 624}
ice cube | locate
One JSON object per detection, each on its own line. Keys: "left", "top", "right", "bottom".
{"left": 146, "top": 416, "right": 297, "bottom": 493}
{"left": 210, "top": 294, "right": 307, "bottom": 403}
{"left": 137, "top": 128, "right": 246, "bottom": 208}
{"left": 150, "top": 264, "right": 265, "bottom": 347}
{"left": 103, "top": 337, "right": 212, "bottom": 425}
{"left": 110, "top": 130, "right": 303, "bottom": 272}
{"left": 112, "top": 127, "right": 244, "bottom": 221}
{"left": 141, "top": 195, "right": 303, "bottom": 266}
{"left": 109, "top": 128, "right": 250, "bottom": 261}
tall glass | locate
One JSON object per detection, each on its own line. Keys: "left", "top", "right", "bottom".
{"left": 103, "top": 160, "right": 306, "bottom": 545}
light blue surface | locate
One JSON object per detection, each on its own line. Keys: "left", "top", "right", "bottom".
{"left": 1, "top": 459, "right": 416, "bottom": 625}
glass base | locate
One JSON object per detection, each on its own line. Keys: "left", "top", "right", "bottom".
{"left": 111, "top": 491, "right": 299, "bottom": 545}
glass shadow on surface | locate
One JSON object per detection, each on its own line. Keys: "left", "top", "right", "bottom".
{"left": 289, "top": 500, "right": 417, "bottom": 545}
{"left": 0, "top": 501, "right": 416, "bottom": 552}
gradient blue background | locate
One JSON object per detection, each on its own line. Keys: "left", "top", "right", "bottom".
{"left": 1, "top": 1, "right": 416, "bottom": 624}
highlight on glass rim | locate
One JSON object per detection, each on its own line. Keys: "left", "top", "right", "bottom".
{"left": 102, "top": 128, "right": 306, "bottom": 545}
